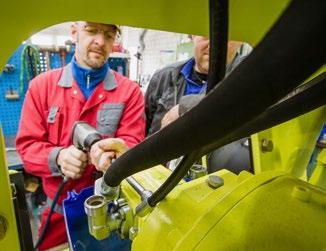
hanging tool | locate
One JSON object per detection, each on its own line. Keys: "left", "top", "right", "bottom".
{"left": 59, "top": 48, "right": 66, "bottom": 67}
{"left": 20, "top": 44, "right": 40, "bottom": 94}
{"left": 2, "top": 64, "right": 15, "bottom": 73}
{"left": 44, "top": 51, "right": 51, "bottom": 71}
{"left": 5, "top": 86, "right": 19, "bottom": 100}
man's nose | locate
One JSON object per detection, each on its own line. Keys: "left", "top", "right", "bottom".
{"left": 205, "top": 39, "right": 210, "bottom": 48}
{"left": 203, "top": 42, "right": 210, "bottom": 53}
{"left": 94, "top": 33, "right": 106, "bottom": 46}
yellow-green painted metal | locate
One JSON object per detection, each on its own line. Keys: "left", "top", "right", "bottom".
{"left": 121, "top": 165, "right": 175, "bottom": 211}
{"left": 123, "top": 167, "right": 326, "bottom": 250}
{"left": 193, "top": 174, "right": 326, "bottom": 251}
{"left": 251, "top": 107, "right": 326, "bottom": 180}
{"left": 0, "top": 126, "right": 20, "bottom": 250}
{"left": 309, "top": 149, "right": 326, "bottom": 190}
{"left": 1, "top": 0, "right": 326, "bottom": 249}
{"left": 0, "top": 0, "right": 292, "bottom": 70}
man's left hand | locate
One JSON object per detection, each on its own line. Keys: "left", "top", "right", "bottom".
{"left": 161, "top": 104, "right": 180, "bottom": 129}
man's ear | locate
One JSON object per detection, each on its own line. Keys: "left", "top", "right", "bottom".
{"left": 71, "top": 22, "right": 78, "bottom": 43}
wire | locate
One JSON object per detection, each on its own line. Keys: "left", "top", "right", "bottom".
{"left": 148, "top": 151, "right": 202, "bottom": 206}
{"left": 34, "top": 177, "right": 68, "bottom": 251}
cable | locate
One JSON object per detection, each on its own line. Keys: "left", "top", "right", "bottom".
{"left": 147, "top": 151, "right": 202, "bottom": 206}
{"left": 207, "top": 0, "right": 228, "bottom": 92}
{"left": 34, "top": 177, "right": 68, "bottom": 251}
{"left": 131, "top": 0, "right": 229, "bottom": 207}
{"left": 201, "top": 72, "right": 326, "bottom": 155}
{"left": 20, "top": 44, "right": 40, "bottom": 94}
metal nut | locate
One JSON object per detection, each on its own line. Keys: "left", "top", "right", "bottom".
{"left": 261, "top": 138, "right": 273, "bottom": 152}
{"left": 188, "top": 164, "right": 207, "bottom": 180}
{"left": 129, "top": 226, "right": 138, "bottom": 240}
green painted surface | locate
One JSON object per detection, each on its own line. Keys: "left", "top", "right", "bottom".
{"left": 309, "top": 149, "right": 326, "bottom": 189}
{"left": 0, "top": 126, "right": 20, "bottom": 250}
{"left": 0, "top": 0, "right": 291, "bottom": 69}
{"left": 0, "top": 0, "right": 325, "bottom": 249}
{"left": 127, "top": 168, "right": 326, "bottom": 250}
{"left": 252, "top": 107, "right": 326, "bottom": 180}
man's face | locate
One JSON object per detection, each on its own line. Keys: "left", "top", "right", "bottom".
{"left": 71, "top": 21, "right": 117, "bottom": 69}
{"left": 193, "top": 36, "right": 210, "bottom": 74}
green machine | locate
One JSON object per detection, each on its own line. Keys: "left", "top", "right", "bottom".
{"left": 0, "top": 126, "right": 20, "bottom": 250}
{"left": 1, "top": 0, "right": 325, "bottom": 250}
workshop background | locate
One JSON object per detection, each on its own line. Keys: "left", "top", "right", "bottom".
{"left": 0, "top": 22, "right": 193, "bottom": 244}
{"left": 1, "top": 21, "right": 323, "bottom": 247}
{"left": 0, "top": 23, "right": 193, "bottom": 139}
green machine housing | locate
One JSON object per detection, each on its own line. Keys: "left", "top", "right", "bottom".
{"left": 0, "top": 0, "right": 325, "bottom": 250}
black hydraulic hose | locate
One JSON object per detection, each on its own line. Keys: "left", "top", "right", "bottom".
{"left": 148, "top": 71, "right": 326, "bottom": 205}
{"left": 147, "top": 151, "right": 202, "bottom": 206}
{"left": 205, "top": 0, "right": 229, "bottom": 174}
{"left": 202, "top": 72, "right": 326, "bottom": 154}
{"left": 145, "top": 0, "right": 229, "bottom": 207}
{"left": 104, "top": 0, "right": 326, "bottom": 188}
{"left": 34, "top": 177, "right": 68, "bottom": 251}
{"left": 207, "top": 0, "right": 228, "bottom": 92}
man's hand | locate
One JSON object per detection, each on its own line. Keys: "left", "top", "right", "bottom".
{"left": 90, "top": 138, "right": 128, "bottom": 173}
{"left": 57, "top": 145, "right": 88, "bottom": 179}
{"left": 161, "top": 104, "right": 180, "bottom": 129}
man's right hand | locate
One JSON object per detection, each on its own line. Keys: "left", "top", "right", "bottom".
{"left": 57, "top": 145, "right": 88, "bottom": 179}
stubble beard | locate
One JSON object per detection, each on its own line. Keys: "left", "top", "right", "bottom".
{"left": 84, "top": 53, "right": 107, "bottom": 69}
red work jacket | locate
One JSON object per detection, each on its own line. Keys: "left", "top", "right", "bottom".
{"left": 16, "top": 63, "right": 145, "bottom": 249}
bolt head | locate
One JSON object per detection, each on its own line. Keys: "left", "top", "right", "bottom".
{"left": 261, "top": 138, "right": 273, "bottom": 152}
{"left": 207, "top": 175, "right": 224, "bottom": 189}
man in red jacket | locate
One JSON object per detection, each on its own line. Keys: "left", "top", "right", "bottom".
{"left": 16, "top": 21, "right": 145, "bottom": 250}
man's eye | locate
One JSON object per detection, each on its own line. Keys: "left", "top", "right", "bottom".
{"left": 104, "top": 32, "right": 115, "bottom": 40}
{"left": 105, "top": 33, "right": 113, "bottom": 39}
{"left": 85, "top": 28, "right": 98, "bottom": 34}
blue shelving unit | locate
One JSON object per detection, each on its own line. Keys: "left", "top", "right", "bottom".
{"left": 0, "top": 45, "right": 26, "bottom": 136}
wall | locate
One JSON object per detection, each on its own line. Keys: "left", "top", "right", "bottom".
{"left": 121, "top": 27, "right": 191, "bottom": 91}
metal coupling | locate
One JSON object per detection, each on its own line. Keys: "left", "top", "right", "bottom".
{"left": 135, "top": 198, "right": 153, "bottom": 217}
{"left": 141, "top": 190, "right": 153, "bottom": 202}
{"left": 84, "top": 193, "right": 134, "bottom": 240}
{"left": 188, "top": 164, "right": 207, "bottom": 180}
{"left": 84, "top": 195, "right": 110, "bottom": 240}
{"left": 94, "top": 177, "right": 120, "bottom": 201}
